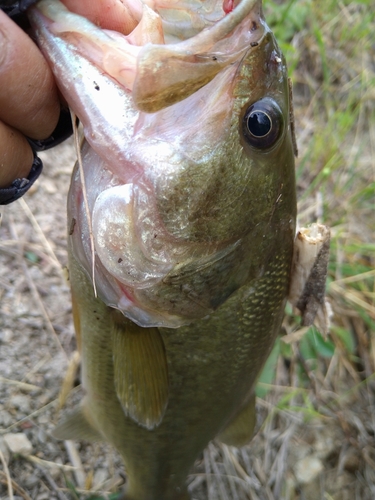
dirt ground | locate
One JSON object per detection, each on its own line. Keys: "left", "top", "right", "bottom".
{"left": 1, "top": 138, "right": 374, "bottom": 500}
{"left": 1, "top": 1, "right": 375, "bottom": 495}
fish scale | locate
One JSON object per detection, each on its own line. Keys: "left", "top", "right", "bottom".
{"left": 65, "top": 236, "right": 294, "bottom": 499}
{"left": 29, "top": 0, "right": 297, "bottom": 498}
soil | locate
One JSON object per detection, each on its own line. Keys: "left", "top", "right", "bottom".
{"left": 1, "top": 137, "right": 374, "bottom": 500}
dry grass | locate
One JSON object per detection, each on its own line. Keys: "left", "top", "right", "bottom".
{"left": 0, "top": 1, "right": 374, "bottom": 499}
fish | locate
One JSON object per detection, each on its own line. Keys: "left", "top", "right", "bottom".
{"left": 29, "top": 0, "right": 297, "bottom": 498}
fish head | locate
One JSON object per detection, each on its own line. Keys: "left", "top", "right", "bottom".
{"left": 30, "top": 0, "right": 296, "bottom": 327}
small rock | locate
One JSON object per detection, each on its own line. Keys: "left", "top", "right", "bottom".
{"left": 292, "top": 442, "right": 311, "bottom": 461}
{"left": 343, "top": 451, "right": 361, "bottom": 473}
{"left": 46, "top": 442, "right": 58, "bottom": 454}
{"left": 9, "top": 394, "right": 30, "bottom": 413}
{"left": 0, "top": 409, "right": 13, "bottom": 427}
{"left": 36, "top": 493, "right": 50, "bottom": 500}
{"left": 38, "top": 415, "right": 50, "bottom": 425}
{"left": 94, "top": 467, "right": 109, "bottom": 487}
{"left": 0, "top": 437, "right": 10, "bottom": 464}
{"left": 50, "top": 466, "right": 61, "bottom": 480}
{"left": 0, "top": 328, "right": 13, "bottom": 343}
{"left": 3, "top": 433, "right": 33, "bottom": 456}
{"left": 37, "top": 428, "right": 47, "bottom": 444}
{"left": 314, "top": 433, "right": 336, "bottom": 460}
{"left": 24, "top": 473, "right": 40, "bottom": 488}
{"left": 294, "top": 456, "right": 324, "bottom": 485}
{"left": 41, "top": 178, "right": 57, "bottom": 194}
{"left": 49, "top": 457, "right": 63, "bottom": 480}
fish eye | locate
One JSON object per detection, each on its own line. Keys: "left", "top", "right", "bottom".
{"left": 241, "top": 99, "right": 283, "bottom": 149}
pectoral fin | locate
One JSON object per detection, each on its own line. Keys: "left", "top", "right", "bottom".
{"left": 216, "top": 394, "right": 256, "bottom": 447}
{"left": 112, "top": 313, "right": 169, "bottom": 430}
{"left": 53, "top": 405, "right": 102, "bottom": 442}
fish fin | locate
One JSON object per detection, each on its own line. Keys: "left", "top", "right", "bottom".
{"left": 53, "top": 406, "right": 102, "bottom": 442}
{"left": 216, "top": 394, "right": 256, "bottom": 447}
{"left": 112, "top": 313, "right": 169, "bottom": 430}
{"left": 57, "top": 350, "right": 81, "bottom": 409}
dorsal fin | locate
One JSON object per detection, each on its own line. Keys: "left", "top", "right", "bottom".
{"left": 216, "top": 394, "right": 256, "bottom": 447}
{"left": 111, "top": 313, "right": 169, "bottom": 430}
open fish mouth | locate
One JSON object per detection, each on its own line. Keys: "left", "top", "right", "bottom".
{"left": 29, "top": 0, "right": 284, "bottom": 328}
{"left": 34, "top": 0, "right": 265, "bottom": 112}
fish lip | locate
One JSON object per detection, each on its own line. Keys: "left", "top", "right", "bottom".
{"left": 133, "top": 1, "right": 266, "bottom": 111}
{"left": 31, "top": 0, "right": 266, "bottom": 112}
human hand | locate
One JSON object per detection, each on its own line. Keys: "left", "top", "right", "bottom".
{"left": 0, "top": 8, "right": 60, "bottom": 190}
{"left": 0, "top": 0, "right": 136, "bottom": 202}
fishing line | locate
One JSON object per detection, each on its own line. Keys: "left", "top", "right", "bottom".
{"left": 70, "top": 110, "right": 97, "bottom": 298}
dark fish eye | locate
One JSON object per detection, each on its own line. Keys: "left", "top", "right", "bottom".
{"left": 241, "top": 99, "right": 283, "bottom": 149}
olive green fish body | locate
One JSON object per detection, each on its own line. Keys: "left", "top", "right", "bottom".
{"left": 68, "top": 226, "right": 293, "bottom": 499}
{"left": 30, "top": 0, "right": 297, "bottom": 498}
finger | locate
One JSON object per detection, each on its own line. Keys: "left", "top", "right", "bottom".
{"left": 0, "top": 10, "right": 60, "bottom": 140}
{"left": 61, "top": 0, "right": 141, "bottom": 34}
{"left": 0, "top": 120, "right": 34, "bottom": 188}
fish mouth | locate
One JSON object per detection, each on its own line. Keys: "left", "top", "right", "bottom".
{"left": 34, "top": 0, "right": 265, "bottom": 112}
{"left": 31, "top": 0, "right": 271, "bottom": 328}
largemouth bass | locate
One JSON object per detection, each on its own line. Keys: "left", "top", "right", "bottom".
{"left": 29, "top": 0, "right": 297, "bottom": 498}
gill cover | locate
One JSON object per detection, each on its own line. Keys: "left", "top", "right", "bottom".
{"left": 30, "top": 0, "right": 295, "bottom": 328}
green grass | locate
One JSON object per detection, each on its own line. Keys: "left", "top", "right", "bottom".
{"left": 59, "top": 2, "right": 374, "bottom": 498}
{"left": 258, "top": 0, "right": 375, "bottom": 422}
{"left": 60, "top": 2, "right": 374, "bottom": 498}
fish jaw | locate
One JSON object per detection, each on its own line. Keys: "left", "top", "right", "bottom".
{"left": 32, "top": 0, "right": 264, "bottom": 108}
{"left": 29, "top": 0, "right": 265, "bottom": 175}
{"left": 30, "top": 0, "right": 296, "bottom": 329}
